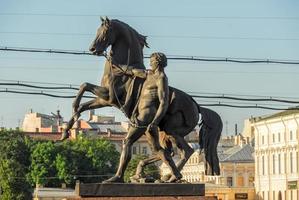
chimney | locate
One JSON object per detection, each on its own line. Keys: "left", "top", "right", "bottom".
{"left": 56, "top": 110, "right": 62, "bottom": 126}
{"left": 88, "top": 109, "right": 95, "bottom": 122}
{"left": 107, "top": 128, "right": 112, "bottom": 137}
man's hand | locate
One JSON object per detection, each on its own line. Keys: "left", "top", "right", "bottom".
{"left": 147, "top": 123, "right": 158, "bottom": 133}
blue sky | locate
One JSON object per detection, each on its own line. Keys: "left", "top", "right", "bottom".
{"left": 1, "top": 0, "right": 299, "bottom": 134}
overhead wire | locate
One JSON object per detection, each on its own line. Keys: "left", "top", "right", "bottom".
{"left": 1, "top": 81, "right": 299, "bottom": 103}
{"left": 1, "top": 13, "right": 299, "bottom": 20}
{"left": 2, "top": 31, "right": 299, "bottom": 41}
{"left": 1, "top": 47, "right": 299, "bottom": 65}
{"left": 0, "top": 81, "right": 298, "bottom": 111}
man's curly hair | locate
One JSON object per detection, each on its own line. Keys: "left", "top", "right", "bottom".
{"left": 150, "top": 52, "right": 167, "bottom": 68}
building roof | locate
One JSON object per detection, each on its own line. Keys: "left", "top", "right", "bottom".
{"left": 87, "top": 122, "right": 127, "bottom": 133}
{"left": 251, "top": 108, "right": 299, "bottom": 122}
{"left": 219, "top": 144, "right": 254, "bottom": 163}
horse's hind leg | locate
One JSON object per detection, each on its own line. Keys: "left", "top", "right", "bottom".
{"left": 160, "top": 132, "right": 194, "bottom": 182}
{"left": 131, "top": 135, "right": 174, "bottom": 182}
{"left": 173, "top": 134, "right": 194, "bottom": 171}
{"left": 144, "top": 130, "right": 182, "bottom": 183}
{"left": 130, "top": 155, "right": 160, "bottom": 182}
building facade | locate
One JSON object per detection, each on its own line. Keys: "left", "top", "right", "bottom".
{"left": 252, "top": 110, "right": 299, "bottom": 200}
{"left": 22, "top": 110, "right": 63, "bottom": 133}
{"left": 160, "top": 136, "right": 255, "bottom": 200}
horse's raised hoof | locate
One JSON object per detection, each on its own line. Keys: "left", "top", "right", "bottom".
{"left": 60, "top": 130, "right": 70, "bottom": 141}
{"left": 103, "top": 176, "right": 124, "bottom": 183}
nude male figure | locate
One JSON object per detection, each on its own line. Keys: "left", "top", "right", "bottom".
{"left": 105, "top": 52, "right": 182, "bottom": 183}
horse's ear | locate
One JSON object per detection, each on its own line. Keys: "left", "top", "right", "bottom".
{"left": 104, "top": 16, "right": 110, "bottom": 25}
{"left": 100, "top": 16, "right": 105, "bottom": 22}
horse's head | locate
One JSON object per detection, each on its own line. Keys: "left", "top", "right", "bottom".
{"left": 89, "top": 17, "right": 115, "bottom": 55}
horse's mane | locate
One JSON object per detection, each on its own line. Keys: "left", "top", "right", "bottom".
{"left": 112, "top": 19, "right": 149, "bottom": 49}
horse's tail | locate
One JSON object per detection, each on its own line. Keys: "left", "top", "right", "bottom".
{"left": 198, "top": 106, "right": 223, "bottom": 176}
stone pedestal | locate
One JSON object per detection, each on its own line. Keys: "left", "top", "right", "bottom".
{"left": 65, "top": 183, "right": 216, "bottom": 200}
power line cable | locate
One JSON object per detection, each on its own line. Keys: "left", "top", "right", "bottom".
{"left": 2, "top": 31, "right": 299, "bottom": 41}
{"left": 0, "top": 79, "right": 80, "bottom": 87}
{"left": 1, "top": 13, "right": 299, "bottom": 20}
{"left": 1, "top": 87, "right": 298, "bottom": 111}
{"left": 192, "top": 94, "right": 299, "bottom": 104}
{"left": 0, "top": 82, "right": 79, "bottom": 90}
{"left": 1, "top": 47, "right": 299, "bottom": 65}
{"left": 1, "top": 81, "right": 299, "bottom": 104}
{"left": 197, "top": 102, "right": 299, "bottom": 111}
{"left": 3, "top": 79, "right": 299, "bottom": 100}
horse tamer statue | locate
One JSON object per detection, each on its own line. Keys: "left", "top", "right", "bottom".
{"left": 61, "top": 17, "right": 223, "bottom": 183}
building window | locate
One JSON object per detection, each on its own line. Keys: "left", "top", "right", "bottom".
{"left": 262, "top": 156, "right": 265, "bottom": 175}
{"left": 273, "top": 133, "right": 275, "bottom": 143}
{"left": 273, "top": 191, "right": 275, "bottom": 200}
{"left": 278, "top": 132, "right": 281, "bottom": 142}
{"left": 290, "top": 130, "right": 293, "bottom": 141}
{"left": 237, "top": 176, "right": 244, "bottom": 187}
{"left": 278, "top": 154, "right": 281, "bottom": 174}
{"left": 273, "top": 154, "right": 275, "bottom": 174}
{"left": 297, "top": 152, "right": 298, "bottom": 173}
{"left": 132, "top": 146, "right": 137, "bottom": 154}
{"left": 142, "top": 147, "right": 147, "bottom": 155}
{"left": 262, "top": 135, "right": 264, "bottom": 144}
{"left": 284, "top": 153, "right": 287, "bottom": 173}
{"left": 227, "top": 177, "right": 233, "bottom": 187}
{"left": 290, "top": 152, "right": 293, "bottom": 173}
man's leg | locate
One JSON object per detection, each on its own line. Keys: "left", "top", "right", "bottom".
{"left": 104, "top": 126, "right": 145, "bottom": 183}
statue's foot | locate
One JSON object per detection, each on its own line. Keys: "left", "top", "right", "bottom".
{"left": 103, "top": 176, "right": 124, "bottom": 183}
{"left": 166, "top": 173, "right": 182, "bottom": 183}
{"left": 160, "top": 174, "right": 172, "bottom": 182}
{"left": 161, "top": 172, "right": 182, "bottom": 183}
{"left": 130, "top": 174, "right": 142, "bottom": 183}
{"left": 60, "top": 130, "right": 70, "bottom": 141}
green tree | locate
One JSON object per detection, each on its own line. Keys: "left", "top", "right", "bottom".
{"left": 124, "top": 154, "right": 160, "bottom": 182}
{"left": 55, "top": 137, "right": 120, "bottom": 185}
{"left": 29, "top": 141, "right": 59, "bottom": 187}
{"left": 28, "top": 135, "right": 120, "bottom": 187}
{"left": 0, "top": 130, "right": 32, "bottom": 200}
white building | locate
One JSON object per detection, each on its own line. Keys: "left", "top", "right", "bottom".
{"left": 252, "top": 110, "right": 299, "bottom": 200}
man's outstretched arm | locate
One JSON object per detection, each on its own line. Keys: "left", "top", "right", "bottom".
{"left": 114, "top": 65, "right": 147, "bottom": 79}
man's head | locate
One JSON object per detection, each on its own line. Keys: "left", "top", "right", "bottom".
{"left": 150, "top": 52, "right": 167, "bottom": 70}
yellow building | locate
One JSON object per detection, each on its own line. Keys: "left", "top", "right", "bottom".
{"left": 251, "top": 110, "right": 299, "bottom": 200}
{"left": 160, "top": 137, "right": 255, "bottom": 200}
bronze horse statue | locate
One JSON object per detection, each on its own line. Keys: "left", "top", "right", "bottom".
{"left": 61, "top": 17, "right": 222, "bottom": 182}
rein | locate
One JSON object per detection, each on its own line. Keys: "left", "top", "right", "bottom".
{"left": 102, "top": 50, "right": 147, "bottom": 129}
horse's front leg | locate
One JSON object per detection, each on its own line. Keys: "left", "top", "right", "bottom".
{"left": 73, "top": 82, "right": 109, "bottom": 114}
{"left": 60, "top": 97, "right": 111, "bottom": 140}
